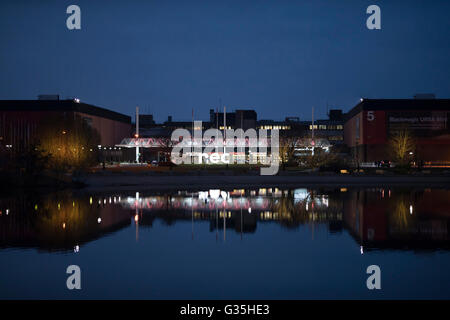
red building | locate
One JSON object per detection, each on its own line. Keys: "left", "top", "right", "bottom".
{"left": 344, "top": 98, "right": 450, "bottom": 163}
{"left": 0, "top": 98, "right": 131, "bottom": 151}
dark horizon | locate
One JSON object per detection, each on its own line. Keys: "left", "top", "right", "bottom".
{"left": 1, "top": 0, "right": 449, "bottom": 122}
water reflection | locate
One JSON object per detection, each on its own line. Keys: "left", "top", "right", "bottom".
{"left": 0, "top": 187, "right": 449, "bottom": 252}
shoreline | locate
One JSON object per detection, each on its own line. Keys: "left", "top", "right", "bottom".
{"left": 81, "top": 172, "right": 450, "bottom": 191}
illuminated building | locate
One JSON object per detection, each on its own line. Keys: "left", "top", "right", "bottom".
{"left": 344, "top": 97, "right": 450, "bottom": 163}
{"left": 0, "top": 96, "right": 131, "bottom": 152}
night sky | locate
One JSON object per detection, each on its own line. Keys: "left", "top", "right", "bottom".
{"left": 1, "top": 0, "right": 449, "bottom": 122}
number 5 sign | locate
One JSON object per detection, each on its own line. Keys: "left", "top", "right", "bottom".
{"left": 367, "top": 111, "right": 375, "bottom": 121}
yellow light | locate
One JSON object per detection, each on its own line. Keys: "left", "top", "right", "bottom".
{"left": 134, "top": 214, "right": 139, "bottom": 222}
{"left": 62, "top": 223, "right": 66, "bottom": 229}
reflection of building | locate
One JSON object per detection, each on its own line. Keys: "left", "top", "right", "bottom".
{"left": 344, "top": 98, "right": 450, "bottom": 162}
{"left": 0, "top": 96, "right": 131, "bottom": 151}
{"left": 0, "top": 194, "right": 130, "bottom": 252}
{"left": 344, "top": 188, "right": 450, "bottom": 250}
{"left": 1, "top": 188, "right": 449, "bottom": 252}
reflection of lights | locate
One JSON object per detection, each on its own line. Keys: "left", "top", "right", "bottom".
{"left": 74, "top": 245, "right": 79, "bottom": 253}
{"left": 360, "top": 246, "right": 364, "bottom": 255}
{"left": 109, "top": 197, "right": 112, "bottom": 204}
{"left": 294, "top": 188, "right": 309, "bottom": 201}
{"left": 248, "top": 207, "right": 252, "bottom": 213}
{"left": 134, "top": 214, "right": 139, "bottom": 222}
{"left": 410, "top": 205, "right": 413, "bottom": 215}
{"left": 89, "top": 197, "right": 93, "bottom": 205}
{"left": 5, "top": 209, "right": 9, "bottom": 215}
{"left": 103, "top": 199, "right": 106, "bottom": 204}
{"left": 209, "top": 189, "right": 221, "bottom": 199}
{"left": 58, "top": 203, "right": 61, "bottom": 210}
{"left": 97, "top": 218, "right": 101, "bottom": 224}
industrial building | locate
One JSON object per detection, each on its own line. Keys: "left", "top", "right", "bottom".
{"left": 344, "top": 98, "right": 450, "bottom": 163}
{"left": 0, "top": 96, "right": 131, "bottom": 153}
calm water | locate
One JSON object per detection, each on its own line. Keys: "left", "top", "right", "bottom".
{"left": 1, "top": 186, "right": 450, "bottom": 299}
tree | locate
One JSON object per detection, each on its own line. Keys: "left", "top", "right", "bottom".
{"left": 279, "top": 137, "right": 297, "bottom": 169}
{"left": 35, "top": 114, "right": 100, "bottom": 175}
{"left": 158, "top": 137, "right": 174, "bottom": 163}
{"left": 388, "top": 129, "right": 415, "bottom": 166}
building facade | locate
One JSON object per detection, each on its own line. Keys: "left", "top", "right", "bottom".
{"left": 0, "top": 98, "right": 131, "bottom": 152}
{"left": 344, "top": 98, "right": 450, "bottom": 163}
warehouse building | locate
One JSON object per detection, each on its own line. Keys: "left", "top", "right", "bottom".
{"left": 344, "top": 97, "right": 450, "bottom": 164}
{"left": 0, "top": 96, "right": 131, "bottom": 152}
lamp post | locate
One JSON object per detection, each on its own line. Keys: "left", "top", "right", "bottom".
{"left": 135, "top": 106, "right": 139, "bottom": 163}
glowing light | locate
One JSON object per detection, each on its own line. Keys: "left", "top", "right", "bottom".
{"left": 62, "top": 223, "right": 66, "bottom": 229}
{"left": 6, "top": 209, "right": 9, "bottom": 215}
{"left": 410, "top": 205, "right": 413, "bottom": 215}
{"left": 89, "top": 197, "right": 93, "bottom": 205}
{"left": 97, "top": 217, "right": 101, "bottom": 224}
{"left": 74, "top": 245, "right": 79, "bottom": 253}
{"left": 248, "top": 207, "right": 252, "bottom": 213}
{"left": 134, "top": 214, "right": 139, "bottom": 222}
{"left": 360, "top": 246, "right": 364, "bottom": 255}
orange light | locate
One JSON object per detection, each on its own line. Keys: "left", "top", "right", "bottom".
{"left": 134, "top": 134, "right": 139, "bottom": 138}
{"left": 134, "top": 214, "right": 139, "bottom": 222}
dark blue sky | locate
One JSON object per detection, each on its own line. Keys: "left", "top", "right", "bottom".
{"left": 1, "top": 0, "right": 449, "bottom": 122}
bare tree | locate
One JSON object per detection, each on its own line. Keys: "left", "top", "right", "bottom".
{"left": 279, "top": 137, "right": 297, "bottom": 169}
{"left": 388, "top": 129, "right": 415, "bottom": 166}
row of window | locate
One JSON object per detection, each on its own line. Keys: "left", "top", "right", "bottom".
{"left": 258, "top": 125, "right": 292, "bottom": 130}
{"left": 309, "top": 125, "right": 343, "bottom": 130}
